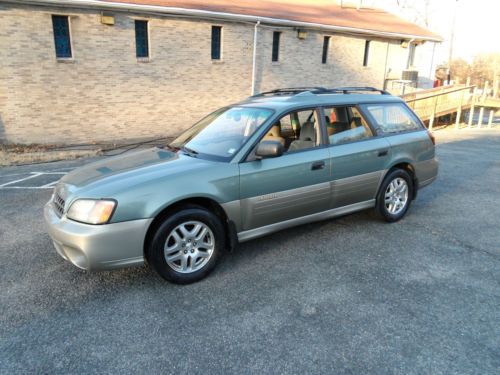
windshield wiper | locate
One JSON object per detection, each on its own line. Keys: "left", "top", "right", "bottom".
{"left": 181, "top": 146, "right": 199, "bottom": 157}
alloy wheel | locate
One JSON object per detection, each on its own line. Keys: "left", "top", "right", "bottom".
{"left": 384, "top": 177, "right": 409, "bottom": 215}
{"left": 164, "top": 221, "right": 215, "bottom": 273}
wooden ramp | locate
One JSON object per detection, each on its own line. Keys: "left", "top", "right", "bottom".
{"left": 401, "top": 85, "right": 500, "bottom": 130}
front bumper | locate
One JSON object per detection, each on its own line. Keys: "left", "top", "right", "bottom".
{"left": 44, "top": 202, "right": 153, "bottom": 271}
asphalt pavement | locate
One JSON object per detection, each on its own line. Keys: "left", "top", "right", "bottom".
{"left": 0, "top": 129, "right": 499, "bottom": 374}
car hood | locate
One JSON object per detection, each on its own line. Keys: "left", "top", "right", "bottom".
{"left": 60, "top": 147, "right": 204, "bottom": 189}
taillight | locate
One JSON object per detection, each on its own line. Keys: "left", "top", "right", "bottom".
{"left": 427, "top": 130, "right": 436, "bottom": 145}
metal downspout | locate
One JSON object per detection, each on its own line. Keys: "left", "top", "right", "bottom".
{"left": 383, "top": 41, "right": 390, "bottom": 90}
{"left": 429, "top": 42, "right": 437, "bottom": 86}
{"left": 406, "top": 38, "right": 415, "bottom": 69}
{"left": 251, "top": 21, "right": 260, "bottom": 96}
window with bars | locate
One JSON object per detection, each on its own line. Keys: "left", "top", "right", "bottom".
{"left": 363, "top": 40, "right": 370, "bottom": 67}
{"left": 135, "top": 20, "right": 149, "bottom": 58}
{"left": 272, "top": 31, "right": 281, "bottom": 62}
{"left": 322, "top": 36, "right": 330, "bottom": 64}
{"left": 211, "top": 26, "right": 222, "bottom": 60}
{"left": 52, "top": 15, "right": 72, "bottom": 58}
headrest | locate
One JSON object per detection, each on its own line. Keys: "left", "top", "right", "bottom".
{"left": 351, "top": 117, "right": 362, "bottom": 128}
{"left": 335, "top": 107, "right": 349, "bottom": 123}
{"left": 267, "top": 125, "right": 281, "bottom": 137}
{"left": 300, "top": 122, "right": 316, "bottom": 141}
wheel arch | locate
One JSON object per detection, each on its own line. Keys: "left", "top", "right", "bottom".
{"left": 143, "top": 197, "right": 237, "bottom": 261}
{"left": 383, "top": 161, "right": 418, "bottom": 199}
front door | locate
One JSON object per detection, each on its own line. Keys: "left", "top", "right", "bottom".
{"left": 239, "top": 108, "right": 331, "bottom": 231}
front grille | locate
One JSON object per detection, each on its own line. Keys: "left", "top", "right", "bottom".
{"left": 53, "top": 192, "right": 65, "bottom": 217}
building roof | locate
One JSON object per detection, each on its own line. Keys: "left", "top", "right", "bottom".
{"left": 100, "top": 0, "right": 442, "bottom": 41}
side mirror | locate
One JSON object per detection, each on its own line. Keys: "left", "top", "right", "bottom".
{"left": 255, "top": 140, "right": 284, "bottom": 159}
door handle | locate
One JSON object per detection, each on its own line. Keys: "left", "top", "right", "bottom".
{"left": 311, "top": 161, "right": 325, "bottom": 170}
{"left": 377, "top": 150, "right": 389, "bottom": 157}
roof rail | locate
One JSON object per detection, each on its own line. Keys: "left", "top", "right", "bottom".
{"left": 251, "top": 87, "right": 327, "bottom": 97}
{"left": 329, "top": 87, "right": 391, "bottom": 95}
{"left": 250, "top": 86, "right": 390, "bottom": 98}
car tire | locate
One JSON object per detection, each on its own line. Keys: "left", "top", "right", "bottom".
{"left": 376, "top": 169, "right": 414, "bottom": 222}
{"left": 147, "top": 206, "right": 225, "bottom": 284}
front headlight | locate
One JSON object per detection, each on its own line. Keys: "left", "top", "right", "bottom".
{"left": 66, "top": 199, "right": 116, "bottom": 225}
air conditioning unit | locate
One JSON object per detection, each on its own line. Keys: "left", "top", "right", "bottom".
{"left": 402, "top": 70, "right": 418, "bottom": 87}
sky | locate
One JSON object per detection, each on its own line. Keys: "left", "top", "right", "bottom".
{"left": 367, "top": 0, "right": 499, "bottom": 63}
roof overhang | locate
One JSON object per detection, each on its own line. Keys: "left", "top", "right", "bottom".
{"left": 6, "top": 0, "right": 443, "bottom": 42}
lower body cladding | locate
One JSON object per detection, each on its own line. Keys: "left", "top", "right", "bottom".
{"left": 236, "top": 199, "right": 376, "bottom": 242}
{"left": 44, "top": 203, "right": 152, "bottom": 271}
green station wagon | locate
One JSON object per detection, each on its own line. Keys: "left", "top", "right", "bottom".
{"left": 44, "top": 87, "right": 438, "bottom": 284}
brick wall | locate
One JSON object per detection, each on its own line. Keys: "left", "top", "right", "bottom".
{"left": 0, "top": 3, "right": 438, "bottom": 144}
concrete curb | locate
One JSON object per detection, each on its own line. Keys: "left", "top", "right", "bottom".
{"left": 0, "top": 149, "right": 101, "bottom": 166}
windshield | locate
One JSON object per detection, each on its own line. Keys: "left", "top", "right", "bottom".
{"left": 169, "top": 107, "right": 274, "bottom": 160}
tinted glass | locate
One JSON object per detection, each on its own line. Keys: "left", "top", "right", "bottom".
{"left": 211, "top": 26, "right": 222, "bottom": 60}
{"left": 272, "top": 32, "right": 280, "bottom": 62}
{"left": 52, "top": 16, "right": 72, "bottom": 58}
{"left": 135, "top": 20, "right": 149, "bottom": 58}
{"left": 364, "top": 103, "right": 421, "bottom": 133}
{"left": 322, "top": 36, "right": 330, "bottom": 64}
{"left": 170, "top": 107, "right": 273, "bottom": 159}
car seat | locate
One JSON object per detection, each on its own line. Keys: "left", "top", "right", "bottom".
{"left": 288, "top": 121, "right": 316, "bottom": 151}
{"left": 263, "top": 122, "right": 285, "bottom": 147}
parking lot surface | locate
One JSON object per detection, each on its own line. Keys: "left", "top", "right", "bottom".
{"left": 1, "top": 129, "right": 499, "bottom": 374}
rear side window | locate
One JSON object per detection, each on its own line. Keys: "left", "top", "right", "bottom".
{"left": 363, "top": 103, "right": 421, "bottom": 134}
{"left": 324, "top": 106, "right": 373, "bottom": 145}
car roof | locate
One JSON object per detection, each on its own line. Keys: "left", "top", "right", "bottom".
{"left": 235, "top": 89, "right": 404, "bottom": 112}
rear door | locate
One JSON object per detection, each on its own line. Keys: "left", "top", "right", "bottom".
{"left": 239, "top": 107, "right": 331, "bottom": 231}
{"left": 324, "top": 105, "right": 391, "bottom": 208}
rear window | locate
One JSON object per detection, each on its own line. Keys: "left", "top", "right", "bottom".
{"left": 363, "top": 103, "right": 422, "bottom": 134}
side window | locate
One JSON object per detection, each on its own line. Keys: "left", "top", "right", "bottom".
{"left": 363, "top": 103, "right": 422, "bottom": 133}
{"left": 324, "top": 106, "right": 373, "bottom": 145}
{"left": 52, "top": 15, "right": 72, "bottom": 59}
{"left": 211, "top": 26, "right": 222, "bottom": 60}
{"left": 135, "top": 20, "right": 149, "bottom": 58}
{"left": 272, "top": 31, "right": 281, "bottom": 62}
{"left": 262, "top": 109, "right": 321, "bottom": 152}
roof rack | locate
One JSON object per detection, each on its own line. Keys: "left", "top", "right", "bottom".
{"left": 250, "top": 86, "right": 390, "bottom": 98}
{"left": 327, "top": 87, "right": 391, "bottom": 95}
{"left": 251, "top": 87, "right": 327, "bottom": 97}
